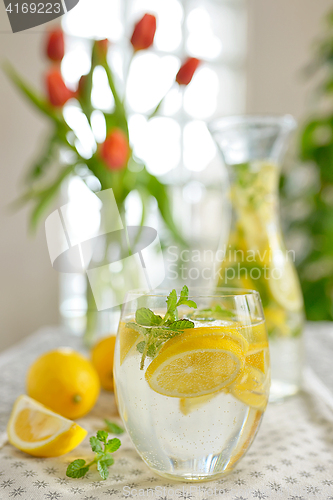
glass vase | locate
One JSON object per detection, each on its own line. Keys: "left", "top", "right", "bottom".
{"left": 209, "top": 115, "right": 305, "bottom": 402}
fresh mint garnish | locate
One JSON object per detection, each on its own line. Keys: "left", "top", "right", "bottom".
{"left": 104, "top": 419, "right": 124, "bottom": 435}
{"left": 126, "top": 286, "right": 197, "bottom": 370}
{"left": 66, "top": 431, "right": 121, "bottom": 480}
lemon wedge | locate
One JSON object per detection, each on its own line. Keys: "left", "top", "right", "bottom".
{"left": 7, "top": 395, "right": 87, "bottom": 457}
{"left": 145, "top": 334, "right": 245, "bottom": 398}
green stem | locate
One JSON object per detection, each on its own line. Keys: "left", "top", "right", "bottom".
{"left": 140, "top": 330, "right": 153, "bottom": 370}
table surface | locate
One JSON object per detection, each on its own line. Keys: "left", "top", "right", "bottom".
{"left": 0, "top": 323, "right": 332, "bottom": 500}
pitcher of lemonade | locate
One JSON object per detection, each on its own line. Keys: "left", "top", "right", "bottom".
{"left": 209, "top": 115, "right": 304, "bottom": 402}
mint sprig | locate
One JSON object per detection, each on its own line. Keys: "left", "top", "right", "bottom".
{"left": 66, "top": 431, "right": 121, "bottom": 480}
{"left": 127, "top": 286, "right": 197, "bottom": 369}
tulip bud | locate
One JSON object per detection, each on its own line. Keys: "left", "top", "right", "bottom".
{"left": 101, "top": 129, "right": 130, "bottom": 171}
{"left": 176, "top": 58, "right": 200, "bottom": 86}
{"left": 45, "top": 28, "right": 65, "bottom": 62}
{"left": 130, "top": 14, "right": 156, "bottom": 51}
{"left": 77, "top": 74, "right": 88, "bottom": 97}
{"left": 46, "top": 69, "right": 73, "bottom": 107}
{"left": 94, "top": 39, "right": 109, "bottom": 61}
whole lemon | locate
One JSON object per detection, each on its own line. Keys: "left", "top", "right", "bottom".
{"left": 27, "top": 348, "right": 100, "bottom": 419}
{"left": 91, "top": 335, "right": 116, "bottom": 391}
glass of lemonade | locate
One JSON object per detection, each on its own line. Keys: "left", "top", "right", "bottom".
{"left": 114, "top": 287, "right": 270, "bottom": 482}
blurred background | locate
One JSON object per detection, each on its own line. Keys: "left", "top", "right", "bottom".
{"left": 0, "top": 0, "right": 332, "bottom": 352}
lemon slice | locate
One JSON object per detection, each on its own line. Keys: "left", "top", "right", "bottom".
{"left": 145, "top": 335, "right": 245, "bottom": 398}
{"left": 269, "top": 259, "right": 303, "bottom": 312}
{"left": 245, "top": 342, "right": 269, "bottom": 374}
{"left": 7, "top": 395, "right": 87, "bottom": 457}
{"left": 179, "top": 393, "right": 219, "bottom": 415}
{"left": 176, "top": 326, "right": 249, "bottom": 353}
{"left": 118, "top": 322, "right": 142, "bottom": 365}
{"left": 230, "top": 366, "right": 269, "bottom": 412}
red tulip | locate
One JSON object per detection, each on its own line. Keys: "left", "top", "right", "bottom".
{"left": 46, "top": 69, "right": 73, "bottom": 107}
{"left": 101, "top": 129, "right": 130, "bottom": 171}
{"left": 176, "top": 58, "right": 200, "bottom": 86}
{"left": 45, "top": 28, "right": 65, "bottom": 62}
{"left": 130, "top": 14, "right": 156, "bottom": 51}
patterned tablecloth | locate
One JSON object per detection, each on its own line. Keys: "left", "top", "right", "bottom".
{"left": 0, "top": 323, "right": 332, "bottom": 500}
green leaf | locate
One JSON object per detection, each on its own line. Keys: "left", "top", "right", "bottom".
{"left": 96, "top": 430, "right": 109, "bottom": 443}
{"left": 97, "top": 460, "right": 109, "bottom": 480}
{"left": 166, "top": 289, "right": 177, "bottom": 318}
{"left": 135, "top": 308, "right": 162, "bottom": 326}
{"left": 105, "top": 438, "right": 121, "bottom": 454}
{"left": 90, "top": 436, "right": 103, "bottom": 453}
{"left": 3, "top": 62, "right": 65, "bottom": 126}
{"left": 104, "top": 420, "right": 124, "bottom": 435}
{"left": 136, "top": 168, "right": 187, "bottom": 247}
{"left": 147, "top": 343, "right": 157, "bottom": 358}
{"left": 177, "top": 298, "right": 198, "bottom": 309}
{"left": 29, "top": 164, "right": 75, "bottom": 231}
{"left": 66, "top": 460, "right": 89, "bottom": 479}
{"left": 101, "top": 455, "right": 114, "bottom": 467}
{"left": 25, "top": 132, "right": 60, "bottom": 182}
{"left": 167, "top": 319, "right": 194, "bottom": 330}
{"left": 136, "top": 340, "right": 146, "bottom": 353}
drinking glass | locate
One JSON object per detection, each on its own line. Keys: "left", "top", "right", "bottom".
{"left": 114, "top": 288, "right": 270, "bottom": 482}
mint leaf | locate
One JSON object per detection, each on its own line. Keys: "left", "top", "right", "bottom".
{"left": 177, "top": 298, "right": 197, "bottom": 309}
{"left": 166, "top": 289, "right": 177, "bottom": 320}
{"left": 168, "top": 319, "right": 194, "bottom": 330}
{"left": 90, "top": 436, "right": 103, "bottom": 453}
{"left": 176, "top": 285, "right": 197, "bottom": 309}
{"left": 135, "top": 308, "right": 162, "bottom": 326}
{"left": 136, "top": 340, "right": 146, "bottom": 353}
{"left": 66, "top": 430, "right": 121, "bottom": 481}
{"left": 96, "top": 430, "right": 108, "bottom": 443}
{"left": 97, "top": 460, "right": 109, "bottom": 480}
{"left": 66, "top": 459, "right": 89, "bottom": 479}
{"left": 135, "top": 288, "right": 197, "bottom": 370}
{"left": 105, "top": 438, "right": 121, "bottom": 453}
{"left": 104, "top": 420, "right": 124, "bottom": 435}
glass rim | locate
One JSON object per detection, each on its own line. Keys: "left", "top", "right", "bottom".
{"left": 208, "top": 113, "right": 297, "bottom": 134}
{"left": 124, "top": 287, "right": 261, "bottom": 300}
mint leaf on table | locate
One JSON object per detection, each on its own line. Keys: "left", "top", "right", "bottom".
{"left": 96, "top": 430, "right": 109, "bottom": 443}
{"left": 105, "top": 438, "right": 121, "bottom": 453}
{"left": 66, "top": 459, "right": 89, "bottom": 479}
{"left": 126, "top": 286, "right": 197, "bottom": 370}
{"left": 90, "top": 436, "right": 103, "bottom": 453}
{"left": 104, "top": 419, "right": 124, "bottom": 435}
{"left": 66, "top": 431, "right": 121, "bottom": 480}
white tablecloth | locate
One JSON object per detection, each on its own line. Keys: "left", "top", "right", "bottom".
{"left": 0, "top": 324, "right": 332, "bottom": 500}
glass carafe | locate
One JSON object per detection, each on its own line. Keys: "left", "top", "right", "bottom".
{"left": 209, "top": 115, "right": 304, "bottom": 402}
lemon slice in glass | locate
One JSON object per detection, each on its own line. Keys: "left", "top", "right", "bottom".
{"left": 230, "top": 366, "right": 269, "bottom": 412}
{"left": 145, "top": 335, "right": 245, "bottom": 398}
{"left": 7, "top": 395, "right": 87, "bottom": 457}
{"left": 119, "top": 322, "right": 142, "bottom": 365}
